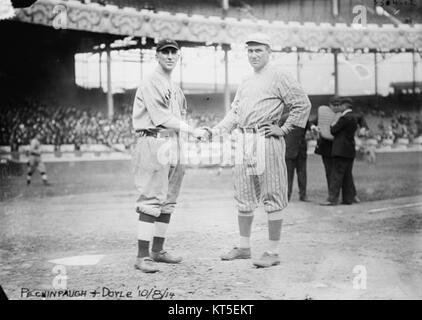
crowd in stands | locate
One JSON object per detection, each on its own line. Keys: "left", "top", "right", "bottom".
{"left": 0, "top": 97, "right": 224, "bottom": 151}
{"left": 352, "top": 107, "right": 422, "bottom": 143}
{"left": 1, "top": 96, "right": 421, "bottom": 151}
{"left": 1, "top": 98, "right": 134, "bottom": 150}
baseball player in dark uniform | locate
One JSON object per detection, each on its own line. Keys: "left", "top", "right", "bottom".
{"left": 208, "top": 33, "right": 311, "bottom": 268}
{"left": 131, "top": 39, "right": 207, "bottom": 273}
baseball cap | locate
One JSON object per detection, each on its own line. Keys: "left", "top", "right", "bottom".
{"left": 328, "top": 95, "right": 341, "bottom": 106}
{"left": 245, "top": 33, "right": 272, "bottom": 49}
{"left": 338, "top": 97, "right": 353, "bottom": 107}
{"left": 156, "top": 39, "right": 180, "bottom": 52}
{"left": 329, "top": 96, "right": 353, "bottom": 107}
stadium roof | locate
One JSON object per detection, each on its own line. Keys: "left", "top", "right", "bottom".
{"left": 10, "top": 0, "right": 422, "bottom": 51}
{"left": 74, "top": 0, "right": 422, "bottom": 25}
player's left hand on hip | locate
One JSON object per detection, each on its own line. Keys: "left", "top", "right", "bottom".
{"left": 258, "top": 124, "right": 284, "bottom": 137}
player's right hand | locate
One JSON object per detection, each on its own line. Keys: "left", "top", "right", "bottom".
{"left": 192, "top": 128, "right": 210, "bottom": 141}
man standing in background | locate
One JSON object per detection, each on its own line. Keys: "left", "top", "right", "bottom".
{"left": 312, "top": 97, "right": 339, "bottom": 200}
{"left": 26, "top": 133, "right": 49, "bottom": 186}
{"left": 281, "top": 112, "right": 310, "bottom": 202}
{"left": 321, "top": 97, "right": 359, "bottom": 206}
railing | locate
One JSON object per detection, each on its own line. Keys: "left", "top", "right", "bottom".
{"left": 1, "top": 136, "right": 421, "bottom": 165}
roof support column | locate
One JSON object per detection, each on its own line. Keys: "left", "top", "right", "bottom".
{"left": 333, "top": 49, "right": 339, "bottom": 96}
{"left": 412, "top": 50, "right": 417, "bottom": 95}
{"left": 297, "top": 52, "right": 302, "bottom": 84}
{"left": 99, "top": 51, "right": 102, "bottom": 90}
{"left": 223, "top": 43, "right": 231, "bottom": 113}
{"left": 106, "top": 44, "right": 114, "bottom": 119}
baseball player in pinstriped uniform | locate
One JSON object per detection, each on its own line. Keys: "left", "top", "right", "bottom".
{"left": 209, "top": 33, "right": 311, "bottom": 268}
{"left": 132, "top": 39, "right": 207, "bottom": 273}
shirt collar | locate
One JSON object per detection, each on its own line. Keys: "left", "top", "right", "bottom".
{"left": 342, "top": 109, "right": 352, "bottom": 116}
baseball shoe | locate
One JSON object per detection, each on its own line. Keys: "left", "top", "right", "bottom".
{"left": 134, "top": 257, "right": 159, "bottom": 273}
{"left": 43, "top": 181, "right": 51, "bottom": 186}
{"left": 252, "top": 251, "right": 280, "bottom": 268}
{"left": 221, "top": 247, "right": 251, "bottom": 261}
{"left": 151, "top": 250, "right": 182, "bottom": 264}
{"left": 320, "top": 201, "right": 338, "bottom": 206}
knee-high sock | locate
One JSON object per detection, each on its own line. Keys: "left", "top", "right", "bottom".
{"left": 268, "top": 216, "right": 283, "bottom": 254}
{"left": 137, "top": 212, "right": 157, "bottom": 258}
{"left": 238, "top": 213, "right": 253, "bottom": 248}
{"left": 41, "top": 172, "right": 48, "bottom": 181}
{"left": 152, "top": 213, "right": 171, "bottom": 253}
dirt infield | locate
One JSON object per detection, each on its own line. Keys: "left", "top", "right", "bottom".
{"left": 1, "top": 154, "right": 421, "bottom": 300}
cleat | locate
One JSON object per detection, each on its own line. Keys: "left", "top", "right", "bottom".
{"left": 252, "top": 251, "right": 280, "bottom": 268}
{"left": 134, "top": 257, "right": 159, "bottom": 273}
{"left": 151, "top": 250, "right": 182, "bottom": 264}
{"left": 221, "top": 247, "right": 251, "bottom": 261}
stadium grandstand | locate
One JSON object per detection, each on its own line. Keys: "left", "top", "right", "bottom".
{"left": 0, "top": 0, "right": 421, "bottom": 163}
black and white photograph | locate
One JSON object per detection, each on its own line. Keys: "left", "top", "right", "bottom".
{"left": 0, "top": 0, "right": 421, "bottom": 304}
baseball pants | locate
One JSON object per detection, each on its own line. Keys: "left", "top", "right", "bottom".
{"left": 132, "top": 136, "right": 185, "bottom": 217}
{"left": 233, "top": 135, "right": 288, "bottom": 219}
{"left": 27, "top": 155, "right": 46, "bottom": 174}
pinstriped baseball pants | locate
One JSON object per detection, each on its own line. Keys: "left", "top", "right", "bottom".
{"left": 233, "top": 135, "right": 288, "bottom": 216}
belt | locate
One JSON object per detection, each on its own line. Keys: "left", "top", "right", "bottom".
{"left": 238, "top": 122, "right": 276, "bottom": 133}
{"left": 135, "top": 129, "right": 174, "bottom": 138}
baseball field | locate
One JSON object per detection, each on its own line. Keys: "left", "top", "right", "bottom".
{"left": 1, "top": 151, "right": 421, "bottom": 299}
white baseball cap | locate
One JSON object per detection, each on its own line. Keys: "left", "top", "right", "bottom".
{"left": 245, "top": 33, "right": 272, "bottom": 49}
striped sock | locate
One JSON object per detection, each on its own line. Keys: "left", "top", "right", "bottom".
{"left": 137, "top": 212, "right": 157, "bottom": 258}
{"left": 152, "top": 213, "right": 171, "bottom": 253}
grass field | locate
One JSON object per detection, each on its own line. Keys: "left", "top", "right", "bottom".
{"left": 1, "top": 152, "right": 421, "bottom": 203}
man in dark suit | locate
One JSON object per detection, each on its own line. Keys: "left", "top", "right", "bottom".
{"left": 321, "top": 97, "right": 359, "bottom": 206}
{"left": 279, "top": 113, "right": 310, "bottom": 202}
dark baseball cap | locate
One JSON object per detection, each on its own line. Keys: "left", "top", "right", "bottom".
{"left": 329, "top": 96, "right": 352, "bottom": 107}
{"left": 339, "top": 97, "right": 353, "bottom": 107}
{"left": 156, "top": 39, "right": 180, "bottom": 52}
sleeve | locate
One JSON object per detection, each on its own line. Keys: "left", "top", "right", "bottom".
{"left": 277, "top": 72, "right": 312, "bottom": 135}
{"left": 138, "top": 78, "right": 179, "bottom": 127}
{"left": 213, "top": 87, "right": 240, "bottom": 133}
{"left": 330, "top": 116, "right": 348, "bottom": 136}
{"left": 178, "top": 88, "right": 188, "bottom": 120}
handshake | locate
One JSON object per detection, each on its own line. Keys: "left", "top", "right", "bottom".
{"left": 191, "top": 127, "right": 213, "bottom": 141}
